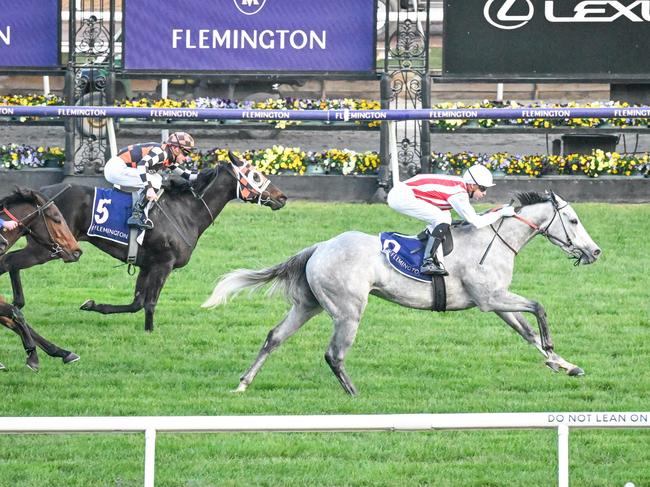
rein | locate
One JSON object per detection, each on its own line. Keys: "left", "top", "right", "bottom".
{"left": 190, "top": 165, "right": 219, "bottom": 223}
{"left": 153, "top": 199, "right": 193, "bottom": 248}
{"left": 478, "top": 199, "right": 581, "bottom": 266}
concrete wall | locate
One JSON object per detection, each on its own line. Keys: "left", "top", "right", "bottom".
{"left": 0, "top": 169, "right": 65, "bottom": 191}
{"left": 0, "top": 170, "right": 647, "bottom": 204}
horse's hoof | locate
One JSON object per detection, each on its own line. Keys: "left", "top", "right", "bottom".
{"left": 0, "top": 363, "right": 6, "bottom": 371}
{"left": 233, "top": 383, "right": 248, "bottom": 393}
{"left": 545, "top": 360, "right": 561, "bottom": 373}
{"left": 568, "top": 366, "right": 585, "bottom": 377}
{"left": 80, "top": 299, "right": 95, "bottom": 311}
{"left": 25, "top": 361, "right": 39, "bottom": 372}
{"left": 63, "top": 352, "right": 80, "bottom": 364}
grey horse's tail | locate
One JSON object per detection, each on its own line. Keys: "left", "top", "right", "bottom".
{"left": 201, "top": 245, "right": 319, "bottom": 309}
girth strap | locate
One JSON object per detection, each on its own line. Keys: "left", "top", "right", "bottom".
{"left": 431, "top": 275, "right": 447, "bottom": 312}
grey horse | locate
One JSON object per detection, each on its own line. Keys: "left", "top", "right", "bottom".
{"left": 203, "top": 191, "right": 601, "bottom": 395}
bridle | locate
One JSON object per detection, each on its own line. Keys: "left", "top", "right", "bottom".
{"left": 227, "top": 162, "right": 273, "bottom": 206}
{"left": 1, "top": 200, "right": 66, "bottom": 258}
{"left": 0, "top": 185, "right": 73, "bottom": 258}
{"left": 479, "top": 194, "right": 583, "bottom": 266}
{"left": 185, "top": 162, "right": 274, "bottom": 225}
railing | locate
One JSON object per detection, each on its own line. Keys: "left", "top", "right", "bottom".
{"left": 1, "top": 412, "right": 647, "bottom": 487}
{"left": 3, "top": 105, "right": 650, "bottom": 121}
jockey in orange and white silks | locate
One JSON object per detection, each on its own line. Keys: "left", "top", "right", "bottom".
{"left": 103, "top": 132, "right": 198, "bottom": 230}
{"left": 387, "top": 164, "right": 516, "bottom": 276}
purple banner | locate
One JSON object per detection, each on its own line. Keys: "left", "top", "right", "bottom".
{"left": 5, "top": 105, "right": 650, "bottom": 121}
{"left": 0, "top": 0, "right": 59, "bottom": 68}
{"left": 124, "top": 0, "right": 376, "bottom": 72}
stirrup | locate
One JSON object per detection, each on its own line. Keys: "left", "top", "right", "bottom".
{"left": 127, "top": 216, "right": 153, "bottom": 230}
{"left": 420, "top": 259, "right": 448, "bottom": 276}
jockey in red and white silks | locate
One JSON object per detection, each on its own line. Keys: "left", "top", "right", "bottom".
{"left": 387, "top": 164, "right": 516, "bottom": 276}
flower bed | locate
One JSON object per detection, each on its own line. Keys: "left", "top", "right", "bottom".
{"left": 0, "top": 144, "right": 380, "bottom": 175}
{"left": 433, "top": 149, "right": 650, "bottom": 178}
{"left": 3, "top": 142, "right": 648, "bottom": 178}
{"left": 0, "top": 144, "right": 65, "bottom": 169}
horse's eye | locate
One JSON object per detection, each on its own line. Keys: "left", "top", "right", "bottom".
{"left": 569, "top": 218, "right": 578, "bottom": 225}
{"left": 252, "top": 172, "right": 261, "bottom": 183}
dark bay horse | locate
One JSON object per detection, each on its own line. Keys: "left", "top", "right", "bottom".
{"left": 204, "top": 192, "right": 601, "bottom": 395}
{"left": 0, "top": 153, "right": 286, "bottom": 332}
{"left": 0, "top": 187, "right": 81, "bottom": 371}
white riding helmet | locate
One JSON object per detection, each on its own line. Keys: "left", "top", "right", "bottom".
{"left": 463, "top": 164, "right": 495, "bottom": 188}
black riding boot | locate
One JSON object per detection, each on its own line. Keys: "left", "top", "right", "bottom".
{"left": 127, "top": 192, "right": 154, "bottom": 230}
{"left": 420, "top": 224, "right": 449, "bottom": 276}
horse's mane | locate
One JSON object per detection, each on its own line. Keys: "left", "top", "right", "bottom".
{"left": 161, "top": 167, "right": 220, "bottom": 196}
{"left": 0, "top": 187, "right": 45, "bottom": 208}
{"left": 515, "top": 191, "right": 551, "bottom": 207}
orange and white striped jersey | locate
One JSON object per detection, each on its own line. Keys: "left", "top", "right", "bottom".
{"left": 403, "top": 174, "right": 468, "bottom": 210}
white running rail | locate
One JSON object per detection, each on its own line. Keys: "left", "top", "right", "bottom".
{"left": 1, "top": 412, "right": 648, "bottom": 487}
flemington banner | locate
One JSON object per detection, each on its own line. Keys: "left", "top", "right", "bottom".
{"left": 123, "top": 0, "right": 376, "bottom": 73}
{"left": 0, "top": 0, "right": 59, "bottom": 69}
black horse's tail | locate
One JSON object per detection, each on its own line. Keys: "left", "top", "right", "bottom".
{"left": 201, "top": 244, "right": 319, "bottom": 309}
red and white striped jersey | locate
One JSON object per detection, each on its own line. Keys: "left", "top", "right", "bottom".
{"left": 403, "top": 174, "right": 468, "bottom": 210}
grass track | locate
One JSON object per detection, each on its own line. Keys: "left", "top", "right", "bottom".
{"left": 0, "top": 201, "right": 649, "bottom": 486}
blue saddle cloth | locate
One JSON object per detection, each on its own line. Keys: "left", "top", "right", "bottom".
{"left": 380, "top": 232, "right": 431, "bottom": 283}
{"left": 87, "top": 188, "right": 132, "bottom": 245}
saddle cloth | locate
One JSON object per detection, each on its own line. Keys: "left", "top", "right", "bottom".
{"left": 87, "top": 188, "right": 132, "bottom": 245}
{"left": 380, "top": 232, "right": 432, "bottom": 283}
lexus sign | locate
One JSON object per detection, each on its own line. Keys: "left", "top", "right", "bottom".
{"left": 444, "top": 0, "right": 650, "bottom": 79}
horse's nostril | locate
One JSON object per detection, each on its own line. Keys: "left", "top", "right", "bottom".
{"left": 593, "top": 248, "right": 601, "bottom": 256}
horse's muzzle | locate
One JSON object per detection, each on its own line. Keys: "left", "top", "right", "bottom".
{"left": 578, "top": 246, "right": 601, "bottom": 265}
{"left": 269, "top": 194, "right": 288, "bottom": 211}
{"left": 62, "top": 248, "right": 83, "bottom": 263}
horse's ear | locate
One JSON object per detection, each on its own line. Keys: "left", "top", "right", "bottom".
{"left": 228, "top": 151, "right": 244, "bottom": 167}
{"left": 14, "top": 186, "right": 43, "bottom": 205}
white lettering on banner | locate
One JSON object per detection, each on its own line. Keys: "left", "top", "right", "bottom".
{"left": 484, "top": 0, "right": 650, "bottom": 30}
{"left": 57, "top": 108, "right": 107, "bottom": 116}
{"left": 429, "top": 110, "right": 480, "bottom": 118}
{"left": 241, "top": 111, "right": 291, "bottom": 119}
{"left": 0, "top": 107, "right": 15, "bottom": 115}
{"left": 332, "top": 111, "right": 388, "bottom": 121}
{"left": 348, "top": 112, "right": 388, "bottom": 120}
{"left": 172, "top": 29, "right": 327, "bottom": 50}
{"left": 546, "top": 0, "right": 650, "bottom": 22}
{"left": 614, "top": 108, "right": 650, "bottom": 116}
{"left": 522, "top": 109, "right": 571, "bottom": 117}
{"left": 0, "top": 26, "right": 9, "bottom": 46}
{"left": 149, "top": 109, "right": 199, "bottom": 118}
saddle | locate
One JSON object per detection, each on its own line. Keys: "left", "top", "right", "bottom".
{"left": 88, "top": 186, "right": 155, "bottom": 265}
{"left": 380, "top": 231, "right": 450, "bottom": 312}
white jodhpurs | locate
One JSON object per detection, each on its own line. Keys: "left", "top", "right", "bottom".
{"left": 104, "top": 156, "right": 162, "bottom": 190}
{"left": 387, "top": 182, "right": 451, "bottom": 265}
{"left": 387, "top": 182, "right": 452, "bottom": 231}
